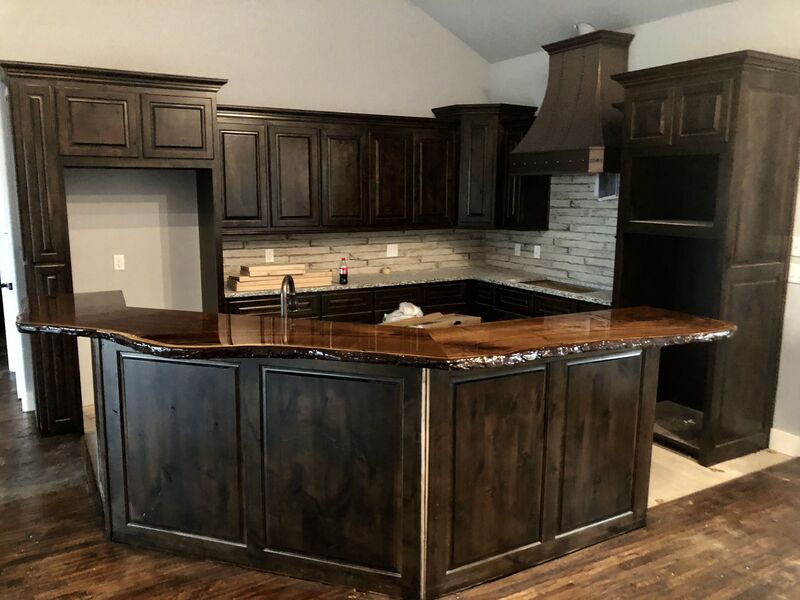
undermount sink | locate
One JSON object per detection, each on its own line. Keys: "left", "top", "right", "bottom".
{"left": 520, "top": 279, "right": 597, "bottom": 294}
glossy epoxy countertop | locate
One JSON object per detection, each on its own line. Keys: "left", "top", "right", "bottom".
{"left": 18, "top": 291, "right": 735, "bottom": 369}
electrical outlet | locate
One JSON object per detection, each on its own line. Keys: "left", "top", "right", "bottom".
{"left": 386, "top": 243, "right": 399, "bottom": 257}
{"left": 791, "top": 236, "right": 800, "bottom": 257}
{"left": 789, "top": 262, "right": 800, "bottom": 285}
{"left": 264, "top": 249, "right": 274, "bottom": 263}
{"left": 533, "top": 244, "right": 541, "bottom": 259}
{"left": 514, "top": 243, "right": 522, "bottom": 257}
{"left": 113, "top": 254, "right": 125, "bottom": 271}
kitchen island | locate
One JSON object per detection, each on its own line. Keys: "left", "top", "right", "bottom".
{"left": 18, "top": 291, "right": 734, "bottom": 599}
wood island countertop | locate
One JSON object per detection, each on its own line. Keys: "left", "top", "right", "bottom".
{"left": 18, "top": 291, "right": 736, "bottom": 369}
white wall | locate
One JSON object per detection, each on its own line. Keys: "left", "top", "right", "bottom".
{"left": 0, "top": 0, "right": 490, "bottom": 117}
{"left": 491, "top": 0, "right": 800, "bottom": 453}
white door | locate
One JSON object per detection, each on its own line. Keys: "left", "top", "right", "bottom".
{"left": 0, "top": 71, "right": 35, "bottom": 412}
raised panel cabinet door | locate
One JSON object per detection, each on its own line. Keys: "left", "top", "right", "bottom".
{"left": 412, "top": 129, "right": 456, "bottom": 226}
{"left": 626, "top": 88, "right": 674, "bottom": 147}
{"left": 10, "top": 80, "right": 69, "bottom": 263}
{"left": 219, "top": 121, "right": 269, "bottom": 228}
{"left": 31, "top": 264, "right": 81, "bottom": 434}
{"left": 269, "top": 123, "right": 321, "bottom": 228}
{"left": 141, "top": 93, "right": 215, "bottom": 159}
{"left": 321, "top": 127, "right": 368, "bottom": 228}
{"left": 674, "top": 79, "right": 732, "bottom": 145}
{"left": 458, "top": 117, "right": 498, "bottom": 225}
{"left": 369, "top": 129, "right": 412, "bottom": 226}
{"left": 55, "top": 84, "right": 140, "bottom": 157}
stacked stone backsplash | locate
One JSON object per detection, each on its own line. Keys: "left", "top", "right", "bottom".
{"left": 483, "top": 175, "right": 618, "bottom": 289}
{"left": 222, "top": 175, "right": 617, "bottom": 289}
{"left": 222, "top": 230, "right": 486, "bottom": 277}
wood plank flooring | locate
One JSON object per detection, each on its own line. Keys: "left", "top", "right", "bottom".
{"left": 1, "top": 359, "right": 799, "bottom": 599}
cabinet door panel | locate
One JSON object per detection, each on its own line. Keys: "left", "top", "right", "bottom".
{"left": 674, "top": 79, "right": 732, "bottom": 145}
{"left": 459, "top": 118, "right": 497, "bottom": 225}
{"left": 412, "top": 130, "right": 456, "bottom": 226}
{"left": 12, "top": 81, "right": 68, "bottom": 263}
{"left": 269, "top": 124, "right": 321, "bottom": 228}
{"left": 369, "top": 129, "right": 411, "bottom": 226}
{"left": 321, "top": 128, "right": 368, "bottom": 227}
{"left": 627, "top": 89, "right": 674, "bottom": 147}
{"left": 142, "top": 93, "right": 215, "bottom": 159}
{"left": 220, "top": 122, "right": 269, "bottom": 228}
{"left": 56, "top": 84, "right": 140, "bottom": 157}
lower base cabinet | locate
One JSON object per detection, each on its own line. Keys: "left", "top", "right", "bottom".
{"left": 95, "top": 341, "right": 657, "bottom": 598}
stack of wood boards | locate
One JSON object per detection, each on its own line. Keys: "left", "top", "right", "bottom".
{"left": 228, "top": 264, "right": 332, "bottom": 292}
{"left": 381, "top": 312, "right": 482, "bottom": 329}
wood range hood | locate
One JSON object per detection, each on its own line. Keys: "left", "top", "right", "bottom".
{"left": 509, "top": 30, "right": 634, "bottom": 175}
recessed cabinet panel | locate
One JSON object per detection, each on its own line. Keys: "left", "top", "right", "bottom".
{"left": 55, "top": 85, "right": 140, "bottom": 157}
{"left": 412, "top": 130, "right": 455, "bottom": 226}
{"left": 559, "top": 352, "right": 642, "bottom": 533}
{"left": 141, "top": 93, "right": 214, "bottom": 159}
{"left": 321, "top": 128, "right": 368, "bottom": 227}
{"left": 269, "top": 124, "right": 321, "bottom": 228}
{"left": 628, "top": 89, "right": 673, "bottom": 146}
{"left": 674, "top": 79, "right": 732, "bottom": 144}
{"left": 220, "top": 123, "right": 268, "bottom": 228}
{"left": 369, "top": 129, "right": 411, "bottom": 226}
{"left": 459, "top": 119, "right": 497, "bottom": 224}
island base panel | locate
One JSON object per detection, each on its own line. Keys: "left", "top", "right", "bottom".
{"left": 94, "top": 341, "right": 659, "bottom": 598}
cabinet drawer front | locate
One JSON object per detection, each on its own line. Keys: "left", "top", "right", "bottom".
{"left": 495, "top": 287, "right": 531, "bottom": 314}
{"left": 228, "top": 294, "right": 320, "bottom": 317}
{"left": 374, "top": 285, "right": 424, "bottom": 309}
{"left": 627, "top": 89, "right": 674, "bottom": 147}
{"left": 142, "top": 93, "right": 215, "bottom": 159}
{"left": 534, "top": 294, "right": 578, "bottom": 316}
{"left": 577, "top": 301, "right": 607, "bottom": 313}
{"left": 320, "top": 290, "right": 373, "bottom": 315}
{"left": 674, "top": 79, "right": 732, "bottom": 145}
{"left": 56, "top": 84, "right": 141, "bottom": 157}
{"left": 423, "top": 282, "right": 468, "bottom": 306}
{"left": 321, "top": 311, "right": 375, "bottom": 323}
{"left": 473, "top": 282, "right": 495, "bottom": 306}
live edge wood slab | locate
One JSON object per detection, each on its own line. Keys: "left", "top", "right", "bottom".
{"left": 18, "top": 290, "right": 733, "bottom": 369}
{"left": 17, "top": 291, "right": 734, "bottom": 599}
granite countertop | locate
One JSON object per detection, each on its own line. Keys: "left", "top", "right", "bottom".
{"left": 17, "top": 291, "right": 734, "bottom": 370}
{"left": 224, "top": 266, "right": 614, "bottom": 306}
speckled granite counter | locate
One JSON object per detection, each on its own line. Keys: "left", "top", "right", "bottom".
{"left": 224, "top": 266, "right": 614, "bottom": 306}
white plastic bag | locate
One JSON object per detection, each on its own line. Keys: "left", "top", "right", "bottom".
{"left": 382, "top": 302, "right": 423, "bottom": 324}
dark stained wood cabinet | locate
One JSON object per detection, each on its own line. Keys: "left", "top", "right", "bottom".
{"left": 613, "top": 51, "right": 800, "bottom": 465}
{"left": 412, "top": 129, "right": 456, "bottom": 226}
{"left": 321, "top": 127, "right": 368, "bottom": 227}
{"left": 433, "top": 104, "right": 537, "bottom": 229}
{"left": 269, "top": 123, "right": 321, "bottom": 228}
{"left": 219, "top": 120, "right": 269, "bottom": 228}
{"left": 3, "top": 60, "right": 226, "bottom": 435}
{"left": 55, "top": 84, "right": 141, "bottom": 157}
{"left": 368, "top": 128, "right": 411, "bottom": 226}
{"left": 141, "top": 93, "right": 215, "bottom": 159}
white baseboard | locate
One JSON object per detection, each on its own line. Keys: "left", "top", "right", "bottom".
{"left": 770, "top": 427, "right": 800, "bottom": 457}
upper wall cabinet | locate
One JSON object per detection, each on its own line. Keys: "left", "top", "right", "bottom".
{"left": 141, "top": 93, "right": 215, "bottom": 159}
{"left": 219, "top": 119, "right": 269, "bottom": 228}
{"left": 321, "top": 127, "right": 369, "bottom": 228}
{"left": 412, "top": 129, "right": 456, "bottom": 226}
{"left": 269, "top": 123, "right": 321, "bottom": 228}
{"left": 433, "top": 104, "right": 538, "bottom": 229}
{"left": 369, "top": 129, "right": 412, "bottom": 227}
{"left": 55, "top": 84, "right": 141, "bottom": 157}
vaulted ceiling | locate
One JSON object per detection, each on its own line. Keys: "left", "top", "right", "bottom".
{"left": 409, "top": 0, "right": 734, "bottom": 62}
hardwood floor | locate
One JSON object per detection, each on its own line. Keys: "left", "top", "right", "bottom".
{"left": 1, "top": 358, "right": 799, "bottom": 599}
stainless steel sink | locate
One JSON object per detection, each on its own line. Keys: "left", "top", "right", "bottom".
{"left": 519, "top": 279, "right": 597, "bottom": 294}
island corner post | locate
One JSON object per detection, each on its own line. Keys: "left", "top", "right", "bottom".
{"left": 18, "top": 292, "right": 734, "bottom": 599}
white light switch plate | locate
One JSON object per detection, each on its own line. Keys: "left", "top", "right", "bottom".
{"left": 533, "top": 244, "right": 541, "bottom": 259}
{"left": 113, "top": 254, "right": 125, "bottom": 271}
{"left": 514, "top": 243, "right": 522, "bottom": 256}
{"left": 264, "top": 249, "right": 274, "bottom": 263}
{"left": 387, "top": 243, "right": 399, "bottom": 257}
{"left": 791, "top": 236, "right": 800, "bottom": 257}
{"left": 789, "top": 262, "right": 800, "bottom": 285}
